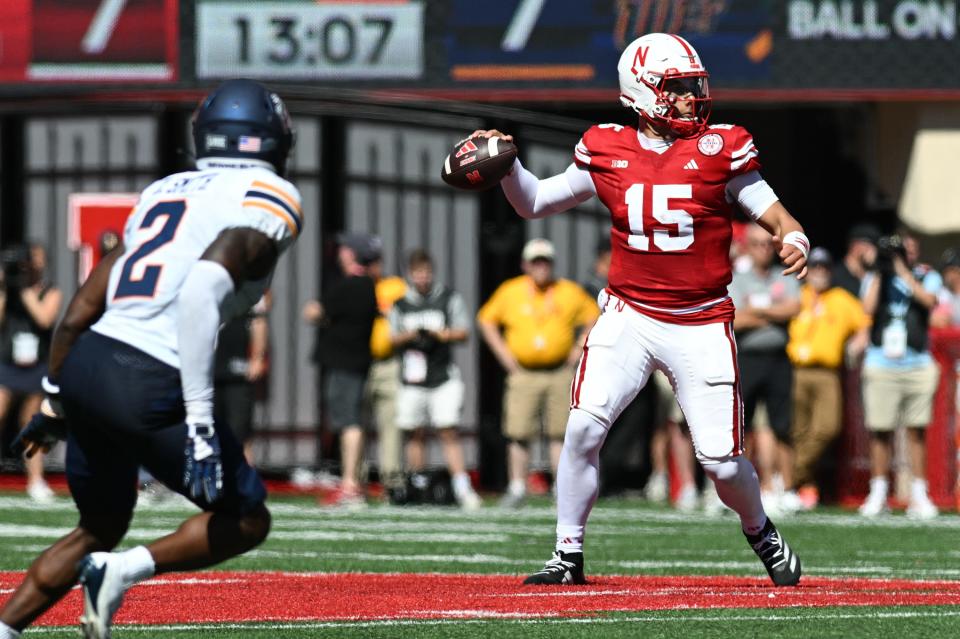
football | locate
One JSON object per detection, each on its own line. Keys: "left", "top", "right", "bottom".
{"left": 441, "top": 135, "right": 518, "bottom": 191}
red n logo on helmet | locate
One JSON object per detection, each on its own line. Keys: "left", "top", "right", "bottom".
{"left": 631, "top": 47, "right": 649, "bottom": 75}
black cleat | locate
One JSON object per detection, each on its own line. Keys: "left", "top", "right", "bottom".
{"left": 745, "top": 518, "right": 802, "bottom": 586}
{"left": 523, "top": 550, "right": 586, "bottom": 585}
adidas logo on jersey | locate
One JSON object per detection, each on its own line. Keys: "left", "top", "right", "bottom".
{"left": 683, "top": 159, "right": 699, "bottom": 170}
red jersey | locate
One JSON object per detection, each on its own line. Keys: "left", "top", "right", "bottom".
{"left": 574, "top": 122, "right": 762, "bottom": 325}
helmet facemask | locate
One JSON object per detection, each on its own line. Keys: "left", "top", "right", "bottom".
{"left": 640, "top": 72, "right": 711, "bottom": 139}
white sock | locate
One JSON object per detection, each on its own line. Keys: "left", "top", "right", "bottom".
{"left": 869, "top": 476, "right": 889, "bottom": 500}
{"left": 508, "top": 478, "right": 526, "bottom": 496}
{"left": 911, "top": 478, "right": 929, "bottom": 502}
{"left": 556, "top": 525, "right": 585, "bottom": 554}
{"left": 702, "top": 456, "right": 766, "bottom": 535}
{"left": 452, "top": 472, "right": 473, "bottom": 496}
{"left": 118, "top": 546, "right": 156, "bottom": 584}
{"left": 0, "top": 621, "right": 21, "bottom": 638}
{"left": 555, "top": 409, "right": 609, "bottom": 554}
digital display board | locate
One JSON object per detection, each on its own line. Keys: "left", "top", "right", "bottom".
{"left": 196, "top": 0, "right": 425, "bottom": 80}
{"left": 2, "top": 0, "right": 960, "bottom": 96}
{"left": 0, "top": 0, "right": 179, "bottom": 82}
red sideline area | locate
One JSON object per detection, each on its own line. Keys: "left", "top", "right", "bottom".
{"left": 0, "top": 475, "right": 368, "bottom": 499}
{"left": 3, "top": 572, "right": 960, "bottom": 627}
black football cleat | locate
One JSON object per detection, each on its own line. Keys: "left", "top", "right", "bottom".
{"left": 745, "top": 518, "right": 802, "bottom": 586}
{"left": 523, "top": 550, "right": 586, "bottom": 585}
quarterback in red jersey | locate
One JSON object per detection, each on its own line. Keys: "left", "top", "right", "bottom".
{"left": 472, "top": 33, "right": 808, "bottom": 587}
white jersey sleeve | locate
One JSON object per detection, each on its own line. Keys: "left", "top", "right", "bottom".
{"left": 725, "top": 170, "right": 779, "bottom": 220}
{"left": 238, "top": 173, "right": 303, "bottom": 249}
{"left": 500, "top": 158, "right": 596, "bottom": 219}
{"left": 91, "top": 166, "right": 302, "bottom": 369}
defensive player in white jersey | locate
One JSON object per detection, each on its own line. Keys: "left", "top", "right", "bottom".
{"left": 0, "top": 80, "right": 302, "bottom": 639}
{"left": 473, "top": 34, "right": 808, "bottom": 587}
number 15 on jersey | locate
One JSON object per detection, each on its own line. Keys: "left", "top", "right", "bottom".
{"left": 625, "top": 183, "right": 694, "bottom": 252}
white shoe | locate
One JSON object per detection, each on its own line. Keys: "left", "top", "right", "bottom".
{"left": 702, "top": 487, "right": 731, "bottom": 517}
{"left": 498, "top": 491, "right": 526, "bottom": 509}
{"left": 137, "top": 480, "right": 175, "bottom": 507}
{"left": 27, "top": 480, "right": 55, "bottom": 504}
{"left": 674, "top": 485, "right": 699, "bottom": 512}
{"left": 906, "top": 496, "right": 939, "bottom": 520}
{"left": 457, "top": 488, "right": 482, "bottom": 511}
{"left": 858, "top": 494, "right": 890, "bottom": 518}
{"left": 761, "top": 490, "right": 782, "bottom": 516}
{"left": 778, "top": 490, "right": 805, "bottom": 514}
{"left": 644, "top": 472, "right": 669, "bottom": 503}
{"left": 78, "top": 553, "right": 131, "bottom": 638}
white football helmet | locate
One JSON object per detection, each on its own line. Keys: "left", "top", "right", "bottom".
{"left": 617, "top": 33, "right": 711, "bottom": 138}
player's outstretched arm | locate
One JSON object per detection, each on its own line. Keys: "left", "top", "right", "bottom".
{"left": 471, "top": 129, "right": 596, "bottom": 219}
{"left": 755, "top": 201, "right": 809, "bottom": 280}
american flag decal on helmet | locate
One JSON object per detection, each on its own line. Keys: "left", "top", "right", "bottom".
{"left": 238, "top": 136, "right": 262, "bottom": 152}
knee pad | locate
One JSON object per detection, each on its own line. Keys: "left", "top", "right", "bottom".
{"left": 700, "top": 455, "right": 754, "bottom": 484}
{"left": 564, "top": 409, "right": 609, "bottom": 456}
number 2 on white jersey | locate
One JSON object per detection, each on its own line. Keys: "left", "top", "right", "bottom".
{"left": 114, "top": 200, "right": 186, "bottom": 299}
{"left": 625, "top": 184, "right": 694, "bottom": 251}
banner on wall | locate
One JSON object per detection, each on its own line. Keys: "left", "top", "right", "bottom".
{"left": 0, "top": 0, "right": 179, "bottom": 83}
{"left": 67, "top": 193, "right": 137, "bottom": 283}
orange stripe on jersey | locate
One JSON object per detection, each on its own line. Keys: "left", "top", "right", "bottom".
{"left": 243, "top": 202, "right": 299, "bottom": 236}
{"left": 251, "top": 180, "right": 301, "bottom": 215}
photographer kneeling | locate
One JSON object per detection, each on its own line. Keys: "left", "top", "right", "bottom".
{"left": 0, "top": 244, "right": 63, "bottom": 502}
{"left": 859, "top": 231, "right": 940, "bottom": 519}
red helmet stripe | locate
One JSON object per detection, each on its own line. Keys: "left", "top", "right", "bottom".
{"left": 669, "top": 34, "right": 695, "bottom": 56}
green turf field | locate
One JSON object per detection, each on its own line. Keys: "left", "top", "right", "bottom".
{"left": 1, "top": 491, "right": 959, "bottom": 637}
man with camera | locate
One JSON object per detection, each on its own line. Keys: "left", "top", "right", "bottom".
{"left": 0, "top": 243, "right": 62, "bottom": 502}
{"left": 389, "top": 249, "right": 481, "bottom": 510}
{"left": 859, "top": 230, "right": 941, "bottom": 518}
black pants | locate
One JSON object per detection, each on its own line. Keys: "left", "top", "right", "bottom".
{"left": 738, "top": 351, "right": 793, "bottom": 444}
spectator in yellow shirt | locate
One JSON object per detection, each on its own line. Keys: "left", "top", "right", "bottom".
{"left": 477, "top": 238, "right": 600, "bottom": 508}
{"left": 786, "top": 248, "right": 870, "bottom": 509}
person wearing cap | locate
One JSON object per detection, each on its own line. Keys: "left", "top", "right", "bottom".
{"left": 834, "top": 223, "right": 881, "bottom": 300}
{"left": 477, "top": 238, "right": 600, "bottom": 508}
{"left": 785, "top": 248, "right": 870, "bottom": 510}
{"left": 303, "top": 232, "right": 380, "bottom": 507}
{"left": 931, "top": 249, "right": 960, "bottom": 328}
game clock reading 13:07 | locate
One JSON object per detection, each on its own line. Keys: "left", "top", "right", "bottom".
{"left": 196, "top": 1, "right": 424, "bottom": 80}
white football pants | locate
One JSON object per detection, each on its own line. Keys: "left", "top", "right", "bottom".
{"left": 555, "top": 291, "right": 767, "bottom": 553}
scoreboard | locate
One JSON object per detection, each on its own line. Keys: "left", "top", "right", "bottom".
{"left": 1, "top": 0, "right": 960, "bottom": 97}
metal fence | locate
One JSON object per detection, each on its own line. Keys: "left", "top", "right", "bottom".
{"left": 0, "top": 98, "right": 602, "bottom": 474}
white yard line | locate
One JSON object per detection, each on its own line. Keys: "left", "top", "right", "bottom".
{"left": 1, "top": 494, "right": 957, "bottom": 531}
{"left": 17, "top": 609, "right": 960, "bottom": 634}
{"left": 0, "top": 523, "right": 506, "bottom": 544}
